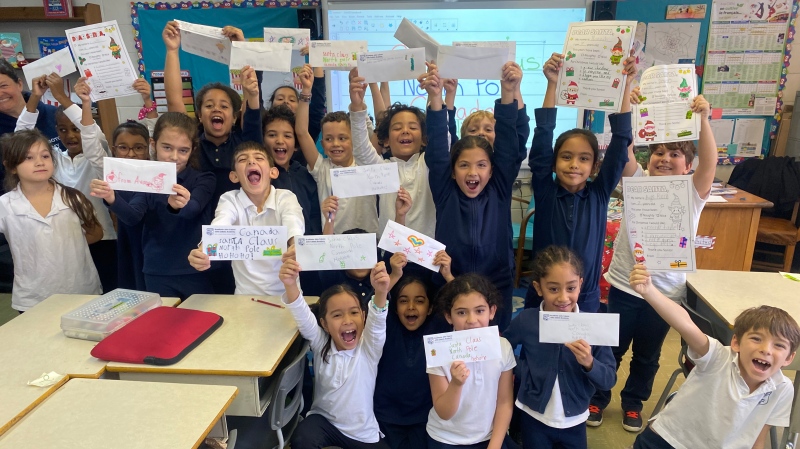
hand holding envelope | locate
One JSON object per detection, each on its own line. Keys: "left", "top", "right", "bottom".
{"left": 22, "top": 48, "right": 77, "bottom": 87}
{"left": 357, "top": 48, "right": 427, "bottom": 83}
{"left": 230, "top": 41, "right": 292, "bottom": 72}
{"left": 394, "top": 18, "right": 440, "bottom": 62}
{"left": 437, "top": 45, "right": 511, "bottom": 80}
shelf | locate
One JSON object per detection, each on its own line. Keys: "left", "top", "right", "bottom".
{"left": 0, "top": 6, "right": 86, "bottom": 22}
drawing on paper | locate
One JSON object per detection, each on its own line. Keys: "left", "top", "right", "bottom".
{"left": 610, "top": 38, "right": 624, "bottom": 65}
{"left": 677, "top": 78, "right": 691, "bottom": 99}
{"left": 561, "top": 81, "right": 579, "bottom": 104}
{"left": 633, "top": 242, "right": 646, "bottom": 263}
{"left": 109, "top": 38, "right": 121, "bottom": 59}
{"left": 651, "top": 27, "right": 693, "bottom": 59}
{"left": 638, "top": 120, "right": 657, "bottom": 141}
{"left": 668, "top": 194, "right": 686, "bottom": 230}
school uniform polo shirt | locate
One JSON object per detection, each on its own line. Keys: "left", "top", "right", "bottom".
{"left": 651, "top": 338, "right": 793, "bottom": 449}
{"left": 212, "top": 187, "right": 304, "bottom": 295}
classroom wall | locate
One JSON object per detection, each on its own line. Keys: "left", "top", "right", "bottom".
{"left": 2, "top": 0, "right": 143, "bottom": 121}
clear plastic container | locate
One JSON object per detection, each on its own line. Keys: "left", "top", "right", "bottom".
{"left": 61, "top": 289, "right": 162, "bottom": 341}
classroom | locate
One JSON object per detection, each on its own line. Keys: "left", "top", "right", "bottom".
{"left": 0, "top": 0, "right": 799, "bottom": 448}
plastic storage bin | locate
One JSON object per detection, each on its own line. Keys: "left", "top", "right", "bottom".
{"left": 61, "top": 289, "right": 162, "bottom": 341}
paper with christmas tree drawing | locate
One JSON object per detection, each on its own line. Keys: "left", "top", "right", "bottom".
{"left": 556, "top": 21, "right": 638, "bottom": 112}
{"left": 623, "top": 175, "right": 696, "bottom": 273}
{"left": 66, "top": 21, "right": 138, "bottom": 101}
{"left": 633, "top": 64, "right": 700, "bottom": 145}
{"left": 377, "top": 220, "right": 446, "bottom": 272}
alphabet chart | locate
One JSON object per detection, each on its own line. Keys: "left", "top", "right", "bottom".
{"left": 202, "top": 226, "right": 288, "bottom": 261}
{"left": 424, "top": 326, "right": 502, "bottom": 368}
{"left": 377, "top": 220, "right": 446, "bottom": 272}
{"left": 623, "top": 175, "right": 696, "bottom": 272}
{"left": 556, "top": 21, "right": 638, "bottom": 112}
{"left": 634, "top": 64, "right": 701, "bottom": 146}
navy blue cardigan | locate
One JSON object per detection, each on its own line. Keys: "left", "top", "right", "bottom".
{"left": 426, "top": 100, "right": 528, "bottom": 290}
{"left": 108, "top": 167, "right": 215, "bottom": 275}
{"left": 504, "top": 307, "right": 616, "bottom": 417}
{"left": 272, "top": 159, "right": 321, "bottom": 235}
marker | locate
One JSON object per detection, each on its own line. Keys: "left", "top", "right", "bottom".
{"left": 251, "top": 297, "right": 285, "bottom": 309}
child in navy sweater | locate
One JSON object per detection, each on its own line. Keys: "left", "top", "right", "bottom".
{"left": 423, "top": 61, "right": 528, "bottom": 332}
{"left": 505, "top": 246, "right": 616, "bottom": 449}
{"left": 525, "top": 51, "right": 636, "bottom": 312}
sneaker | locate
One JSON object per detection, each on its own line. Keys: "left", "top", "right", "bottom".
{"left": 587, "top": 405, "right": 603, "bottom": 427}
{"left": 622, "top": 410, "right": 643, "bottom": 432}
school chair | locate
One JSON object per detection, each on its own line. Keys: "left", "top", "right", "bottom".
{"left": 266, "top": 339, "right": 310, "bottom": 449}
{"left": 752, "top": 197, "right": 800, "bottom": 272}
{"left": 512, "top": 196, "right": 535, "bottom": 287}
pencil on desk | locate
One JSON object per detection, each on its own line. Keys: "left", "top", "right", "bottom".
{"left": 251, "top": 298, "right": 285, "bottom": 309}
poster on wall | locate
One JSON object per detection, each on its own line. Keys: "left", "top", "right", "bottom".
{"left": 702, "top": 0, "right": 790, "bottom": 116}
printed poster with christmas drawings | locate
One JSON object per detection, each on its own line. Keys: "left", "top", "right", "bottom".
{"left": 66, "top": 20, "right": 138, "bottom": 101}
{"left": 633, "top": 64, "right": 701, "bottom": 146}
{"left": 623, "top": 175, "right": 696, "bottom": 273}
{"left": 557, "top": 21, "right": 638, "bottom": 112}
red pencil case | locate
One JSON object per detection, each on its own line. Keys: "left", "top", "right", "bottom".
{"left": 90, "top": 307, "right": 223, "bottom": 365}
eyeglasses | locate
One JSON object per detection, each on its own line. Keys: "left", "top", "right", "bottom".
{"left": 113, "top": 144, "right": 148, "bottom": 156}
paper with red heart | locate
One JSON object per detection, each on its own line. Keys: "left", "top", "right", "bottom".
{"left": 21, "top": 47, "right": 77, "bottom": 88}
{"left": 378, "top": 220, "right": 446, "bottom": 272}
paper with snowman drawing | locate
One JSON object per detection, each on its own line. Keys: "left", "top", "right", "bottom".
{"left": 357, "top": 48, "right": 426, "bottom": 83}
{"left": 176, "top": 20, "right": 231, "bottom": 66}
{"left": 103, "top": 157, "right": 177, "bottom": 195}
{"left": 539, "top": 312, "right": 620, "bottom": 346}
{"left": 378, "top": 220, "right": 446, "bottom": 272}
{"left": 424, "top": 326, "right": 502, "bottom": 368}
{"left": 556, "top": 21, "right": 637, "bottom": 112}
{"left": 66, "top": 20, "right": 138, "bottom": 101}
{"left": 202, "top": 226, "right": 287, "bottom": 261}
{"left": 296, "top": 234, "right": 377, "bottom": 271}
{"left": 623, "top": 175, "right": 696, "bottom": 272}
{"left": 633, "top": 64, "right": 700, "bottom": 145}
{"left": 22, "top": 48, "right": 76, "bottom": 87}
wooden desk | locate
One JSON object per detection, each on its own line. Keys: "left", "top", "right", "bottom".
{"left": 696, "top": 189, "right": 772, "bottom": 271}
{"left": 686, "top": 270, "right": 800, "bottom": 447}
{"left": 0, "top": 379, "right": 236, "bottom": 449}
{"left": 106, "top": 295, "right": 314, "bottom": 417}
{"left": 0, "top": 294, "right": 179, "bottom": 436}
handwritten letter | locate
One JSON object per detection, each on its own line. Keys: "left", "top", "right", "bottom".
{"left": 296, "top": 234, "right": 377, "bottom": 270}
{"left": 66, "top": 20, "right": 138, "bottom": 101}
{"left": 424, "top": 326, "right": 502, "bottom": 368}
{"left": 634, "top": 64, "right": 700, "bottom": 145}
{"left": 556, "top": 21, "right": 638, "bottom": 112}
{"left": 377, "top": 220, "right": 446, "bottom": 272}
{"left": 330, "top": 162, "right": 401, "bottom": 198}
{"left": 103, "top": 158, "right": 177, "bottom": 195}
{"left": 202, "top": 226, "right": 288, "bottom": 261}
{"left": 539, "top": 312, "right": 620, "bottom": 346}
{"left": 623, "top": 175, "right": 696, "bottom": 272}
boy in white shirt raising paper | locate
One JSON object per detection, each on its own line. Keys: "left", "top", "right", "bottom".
{"left": 188, "top": 141, "right": 304, "bottom": 296}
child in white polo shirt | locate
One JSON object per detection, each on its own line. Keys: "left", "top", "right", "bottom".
{"left": 188, "top": 141, "right": 304, "bottom": 295}
{"left": 629, "top": 264, "right": 799, "bottom": 449}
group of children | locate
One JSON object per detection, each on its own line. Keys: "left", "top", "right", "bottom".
{"left": 0, "top": 21, "right": 797, "bottom": 449}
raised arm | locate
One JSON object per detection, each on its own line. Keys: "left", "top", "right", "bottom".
{"left": 134, "top": 78, "right": 158, "bottom": 120}
{"left": 308, "top": 68, "right": 327, "bottom": 143}
{"left": 295, "top": 64, "right": 321, "bottom": 171}
{"left": 542, "top": 52, "right": 562, "bottom": 109}
{"left": 15, "top": 75, "right": 48, "bottom": 131}
{"left": 691, "top": 95, "right": 715, "bottom": 198}
{"left": 71, "top": 78, "right": 106, "bottom": 173}
{"left": 492, "top": 62, "right": 522, "bottom": 193}
{"left": 239, "top": 65, "right": 263, "bottom": 144}
{"left": 422, "top": 64, "right": 451, "bottom": 203}
{"left": 163, "top": 21, "right": 187, "bottom": 113}
{"left": 622, "top": 87, "right": 644, "bottom": 178}
{"left": 630, "top": 264, "right": 709, "bottom": 357}
{"left": 349, "top": 69, "right": 384, "bottom": 166}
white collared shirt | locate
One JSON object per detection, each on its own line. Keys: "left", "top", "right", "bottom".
{"left": 0, "top": 184, "right": 101, "bottom": 310}
{"left": 349, "top": 108, "right": 436, "bottom": 237}
{"left": 282, "top": 292, "right": 387, "bottom": 443}
{"left": 308, "top": 155, "right": 379, "bottom": 235}
{"left": 16, "top": 105, "right": 116, "bottom": 241}
{"left": 212, "top": 187, "right": 304, "bottom": 295}
{"left": 652, "top": 338, "right": 794, "bottom": 449}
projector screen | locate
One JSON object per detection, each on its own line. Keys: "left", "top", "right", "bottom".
{"left": 324, "top": 1, "right": 588, "bottom": 147}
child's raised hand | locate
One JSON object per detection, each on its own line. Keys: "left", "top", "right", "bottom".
{"left": 449, "top": 360, "right": 470, "bottom": 386}
{"left": 279, "top": 259, "right": 302, "bottom": 286}
{"left": 500, "top": 61, "right": 522, "bottom": 93}
{"left": 163, "top": 21, "right": 181, "bottom": 51}
{"left": 168, "top": 184, "right": 191, "bottom": 210}
{"left": 45, "top": 73, "right": 68, "bottom": 103}
{"left": 622, "top": 50, "right": 638, "bottom": 82}
{"left": 221, "top": 26, "right": 244, "bottom": 42}
{"left": 691, "top": 94, "right": 710, "bottom": 120}
{"left": 299, "top": 64, "right": 314, "bottom": 92}
{"left": 543, "top": 53, "right": 563, "bottom": 83}
{"left": 30, "top": 75, "right": 48, "bottom": 97}
{"left": 395, "top": 187, "right": 412, "bottom": 218}
{"left": 133, "top": 78, "right": 152, "bottom": 102}
{"left": 188, "top": 248, "right": 211, "bottom": 271}
{"left": 89, "top": 179, "right": 115, "bottom": 204}
{"left": 443, "top": 78, "right": 459, "bottom": 95}
{"left": 281, "top": 244, "right": 296, "bottom": 263}
{"left": 565, "top": 339, "right": 594, "bottom": 370}
{"left": 322, "top": 195, "right": 339, "bottom": 222}
{"left": 299, "top": 45, "right": 309, "bottom": 56}
{"left": 348, "top": 68, "right": 367, "bottom": 108}
{"left": 74, "top": 77, "right": 91, "bottom": 103}
{"left": 630, "top": 86, "right": 643, "bottom": 105}
{"left": 241, "top": 66, "right": 259, "bottom": 102}
{"left": 433, "top": 250, "right": 454, "bottom": 282}
{"left": 418, "top": 62, "right": 442, "bottom": 98}
{"left": 389, "top": 252, "right": 407, "bottom": 277}
{"left": 371, "top": 261, "right": 391, "bottom": 296}
{"left": 629, "top": 263, "right": 654, "bottom": 297}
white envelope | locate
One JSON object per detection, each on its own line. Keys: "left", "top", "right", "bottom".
{"left": 295, "top": 234, "right": 378, "bottom": 271}
{"left": 103, "top": 157, "right": 177, "bottom": 195}
{"left": 22, "top": 48, "right": 77, "bottom": 87}
{"left": 230, "top": 41, "right": 292, "bottom": 72}
{"left": 438, "top": 45, "right": 510, "bottom": 80}
{"left": 357, "top": 48, "right": 427, "bottom": 83}
{"left": 202, "top": 225, "right": 288, "bottom": 261}
{"left": 330, "top": 162, "right": 400, "bottom": 198}
{"left": 424, "top": 326, "right": 502, "bottom": 368}
{"left": 453, "top": 41, "right": 516, "bottom": 63}
{"left": 263, "top": 27, "right": 310, "bottom": 51}
{"left": 394, "top": 18, "right": 440, "bottom": 62}
{"left": 308, "top": 40, "right": 368, "bottom": 69}
{"left": 539, "top": 311, "right": 620, "bottom": 346}
{"left": 176, "top": 20, "right": 231, "bottom": 65}
{"left": 377, "top": 220, "right": 446, "bottom": 272}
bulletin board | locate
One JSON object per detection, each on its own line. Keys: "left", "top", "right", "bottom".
{"left": 131, "top": 1, "right": 317, "bottom": 90}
